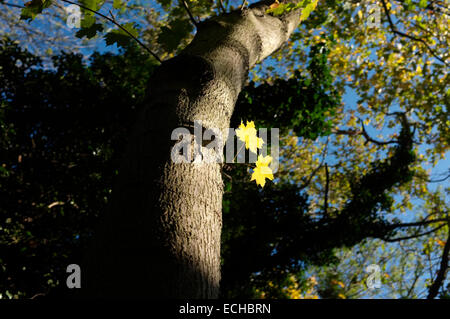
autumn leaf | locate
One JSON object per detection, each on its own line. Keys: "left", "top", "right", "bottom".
{"left": 251, "top": 155, "right": 274, "bottom": 187}
{"left": 331, "top": 279, "right": 345, "bottom": 288}
{"left": 269, "top": 0, "right": 280, "bottom": 10}
{"left": 235, "top": 120, "right": 264, "bottom": 154}
{"left": 255, "top": 154, "right": 272, "bottom": 167}
{"left": 436, "top": 239, "right": 446, "bottom": 247}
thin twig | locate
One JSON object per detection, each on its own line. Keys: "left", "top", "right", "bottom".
{"left": 405, "top": 266, "right": 422, "bottom": 298}
{"left": 240, "top": 0, "right": 247, "bottom": 10}
{"left": 218, "top": 0, "right": 226, "bottom": 13}
{"left": 181, "top": 0, "right": 199, "bottom": 28}
{"left": 60, "top": 0, "right": 162, "bottom": 63}
{"left": 427, "top": 226, "right": 450, "bottom": 299}
{"left": 30, "top": 292, "right": 47, "bottom": 299}
{"left": 232, "top": 143, "right": 246, "bottom": 163}
{"left": 324, "top": 163, "right": 330, "bottom": 215}
{"left": 393, "top": 0, "right": 450, "bottom": 17}
{"left": 298, "top": 141, "right": 329, "bottom": 191}
{"left": 108, "top": 9, "right": 115, "bottom": 21}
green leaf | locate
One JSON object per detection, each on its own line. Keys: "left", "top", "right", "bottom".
{"left": 113, "top": 0, "right": 124, "bottom": 9}
{"left": 20, "top": 0, "right": 53, "bottom": 21}
{"left": 156, "top": 0, "right": 172, "bottom": 8}
{"left": 76, "top": 23, "right": 104, "bottom": 39}
{"left": 104, "top": 23, "right": 139, "bottom": 48}
{"left": 266, "top": 3, "right": 298, "bottom": 16}
{"left": 0, "top": 166, "right": 9, "bottom": 177}
{"left": 79, "top": 0, "right": 103, "bottom": 22}
{"left": 80, "top": 15, "right": 96, "bottom": 29}
{"left": 418, "top": 0, "right": 427, "bottom": 8}
{"left": 157, "top": 19, "right": 193, "bottom": 52}
{"left": 300, "top": 0, "right": 318, "bottom": 22}
{"left": 80, "top": 0, "right": 103, "bottom": 12}
{"left": 74, "top": 0, "right": 104, "bottom": 28}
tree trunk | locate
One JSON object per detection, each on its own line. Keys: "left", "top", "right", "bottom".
{"left": 83, "top": 1, "right": 302, "bottom": 298}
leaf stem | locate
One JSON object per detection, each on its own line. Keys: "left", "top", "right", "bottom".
{"left": 233, "top": 142, "right": 246, "bottom": 163}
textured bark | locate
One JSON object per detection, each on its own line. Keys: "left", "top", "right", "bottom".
{"left": 82, "top": 1, "right": 302, "bottom": 298}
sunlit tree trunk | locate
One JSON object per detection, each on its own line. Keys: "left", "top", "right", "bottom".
{"left": 83, "top": 1, "right": 302, "bottom": 298}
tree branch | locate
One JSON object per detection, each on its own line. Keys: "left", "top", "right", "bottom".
{"left": 298, "top": 142, "right": 329, "bottom": 191}
{"left": 388, "top": 218, "right": 449, "bottom": 229}
{"left": 359, "top": 118, "right": 399, "bottom": 146}
{"left": 0, "top": 0, "right": 23, "bottom": 9}
{"left": 218, "top": 0, "right": 226, "bottom": 13}
{"left": 181, "top": 0, "right": 199, "bottom": 28}
{"left": 380, "top": 0, "right": 448, "bottom": 65}
{"left": 428, "top": 172, "right": 450, "bottom": 183}
{"left": 415, "top": 171, "right": 450, "bottom": 183}
{"left": 427, "top": 227, "right": 450, "bottom": 299}
{"left": 59, "top": 0, "right": 162, "bottom": 63}
{"left": 381, "top": 223, "right": 447, "bottom": 242}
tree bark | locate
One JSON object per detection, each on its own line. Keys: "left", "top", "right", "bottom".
{"left": 82, "top": 1, "right": 302, "bottom": 298}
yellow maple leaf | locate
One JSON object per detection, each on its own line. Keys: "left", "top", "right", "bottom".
{"left": 255, "top": 154, "right": 272, "bottom": 167}
{"left": 251, "top": 155, "right": 274, "bottom": 187}
{"left": 235, "top": 120, "right": 264, "bottom": 154}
